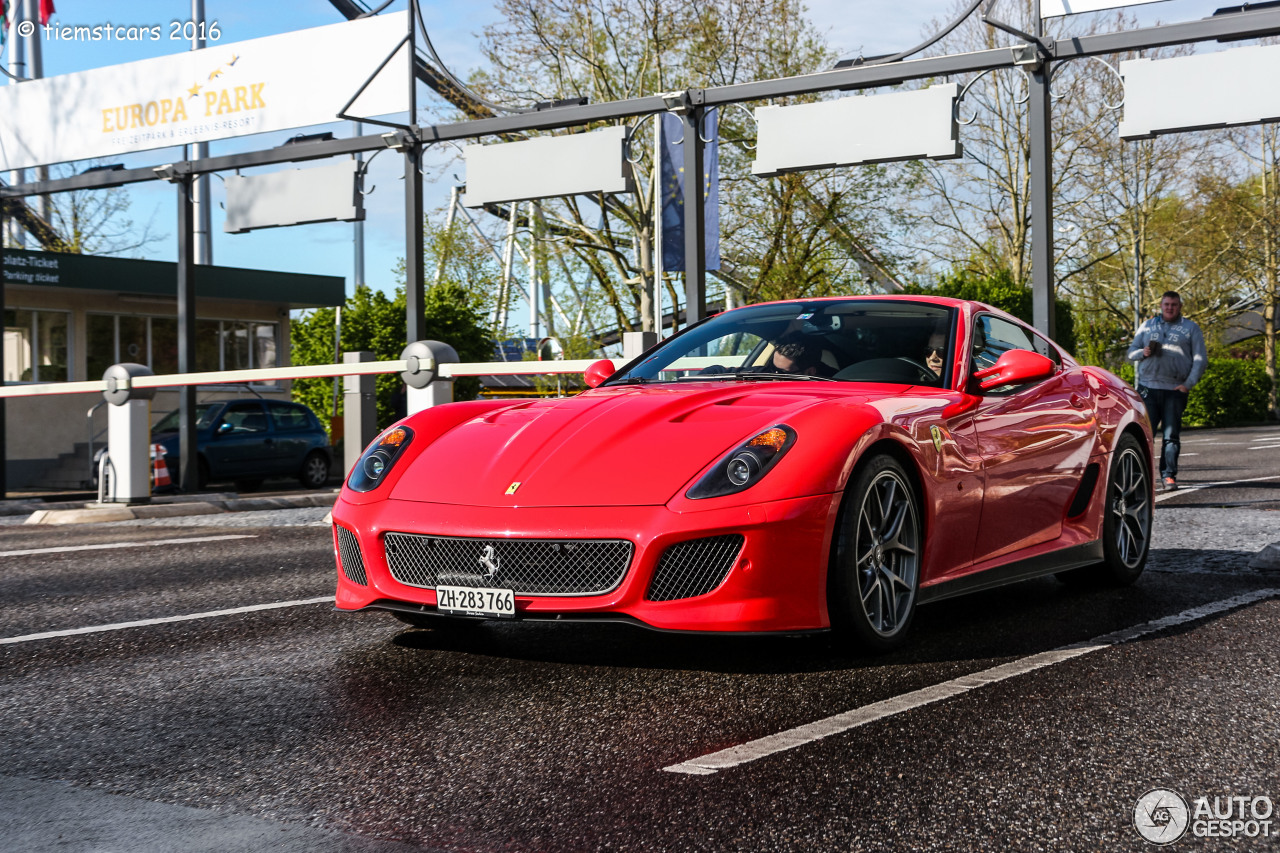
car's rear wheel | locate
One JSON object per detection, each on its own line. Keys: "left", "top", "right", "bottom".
{"left": 299, "top": 451, "right": 330, "bottom": 489}
{"left": 829, "top": 454, "right": 922, "bottom": 653}
{"left": 1060, "top": 433, "right": 1151, "bottom": 586}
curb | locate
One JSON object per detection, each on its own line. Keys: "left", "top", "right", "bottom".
{"left": 22, "top": 492, "right": 338, "bottom": 525}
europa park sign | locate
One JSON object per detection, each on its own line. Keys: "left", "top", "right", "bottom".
{"left": 0, "top": 12, "right": 410, "bottom": 172}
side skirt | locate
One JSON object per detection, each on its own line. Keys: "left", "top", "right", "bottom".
{"left": 916, "top": 540, "right": 1104, "bottom": 605}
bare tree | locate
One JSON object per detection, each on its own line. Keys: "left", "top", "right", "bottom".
{"left": 35, "top": 162, "right": 165, "bottom": 256}
{"left": 467, "top": 0, "right": 903, "bottom": 339}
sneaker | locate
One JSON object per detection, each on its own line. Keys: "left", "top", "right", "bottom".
{"left": 1163, "top": 477, "right": 1178, "bottom": 491}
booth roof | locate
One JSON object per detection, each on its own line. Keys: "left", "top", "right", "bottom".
{"left": 1, "top": 248, "right": 344, "bottom": 309}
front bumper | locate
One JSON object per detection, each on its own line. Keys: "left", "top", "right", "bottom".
{"left": 330, "top": 493, "right": 837, "bottom": 633}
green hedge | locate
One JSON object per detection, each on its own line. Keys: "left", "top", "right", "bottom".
{"left": 1116, "top": 358, "right": 1270, "bottom": 427}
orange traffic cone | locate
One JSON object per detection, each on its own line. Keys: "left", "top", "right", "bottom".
{"left": 151, "top": 444, "right": 172, "bottom": 490}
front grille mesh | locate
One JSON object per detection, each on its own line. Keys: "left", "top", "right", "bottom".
{"left": 383, "top": 533, "right": 633, "bottom": 596}
{"left": 335, "top": 525, "right": 367, "bottom": 586}
{"left": 646, "top": 535, "right": 744, "bottom": 602}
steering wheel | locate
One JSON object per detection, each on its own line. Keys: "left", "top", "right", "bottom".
{"left": 895, "top": 357, "right": 939, "bottom": 383}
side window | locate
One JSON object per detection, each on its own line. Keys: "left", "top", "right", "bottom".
{"left": 972, "top": 315, "right": 1035, "bottom": 371}
{"left": 268, "top": 402, "right": 312, "bottom": 432}
{"left": 972, "top": 315, "right": 1052, "bottom": 394}
{"left": 220, "top": 403, "right": 268, "bottom": 433}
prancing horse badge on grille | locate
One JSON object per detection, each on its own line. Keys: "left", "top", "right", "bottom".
{"left": 478, "top": 544, "right": 500, "bottom": 578}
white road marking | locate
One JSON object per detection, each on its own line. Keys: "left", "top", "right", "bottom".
{"left": 1251, "top": 445, "right": 1280, "bottom": 451}
{"left": 0, "top": 597, "right": 332, "bottom": 645}
{"left": 1154, "top": 474, "right": 1280, "bottom": 503}
{"left": 0, "top": 534, "right": 256, "bottom": 558}
{"left": 663, "top": 589, "right": 1279, "bottom": 775}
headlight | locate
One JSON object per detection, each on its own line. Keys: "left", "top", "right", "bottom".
{"left": 686, "top": 425, "right": 796, "bottom": 500}
{"left": 347, "top": 426, "right": 414, "bottom": 493}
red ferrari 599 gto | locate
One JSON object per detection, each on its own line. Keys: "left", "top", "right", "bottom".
{"left": 331, "top": 296, "right": 1153, "bottom": 651}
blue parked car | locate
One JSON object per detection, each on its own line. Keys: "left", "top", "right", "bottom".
{"left": 148, "top": 399, "right": 332, "bottom": 490}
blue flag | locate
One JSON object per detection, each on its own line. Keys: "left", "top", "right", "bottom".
{"left": 660, "top": 108, "right": 720, "bottom": 272}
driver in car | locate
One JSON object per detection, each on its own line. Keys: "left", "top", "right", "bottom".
{"left": 770, "top": 336, "right": 827, "bottom": 375}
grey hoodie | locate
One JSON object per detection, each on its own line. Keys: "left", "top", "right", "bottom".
{"left": 1127, "top": 314, "right": 1207, "bottom": 391}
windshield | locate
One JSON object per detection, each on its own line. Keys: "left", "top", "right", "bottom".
{"left": 606, "top": 300, "right": 956, "bottom": 387}
{"left": 152, "top": 404, "right": 219, "bottom": 433}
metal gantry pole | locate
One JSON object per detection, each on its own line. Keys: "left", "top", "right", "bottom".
{"left": 653, "top": 114, "right": 664, "bottom": 337}
{"left": 682, "top": 102, "right": 707, "bottom": 327}
{"left": 177, "top": 175, "right": 199, "bottom": 492}
{"left": 6, "top": 3, "right": 28, "bottom": 249}
{"left": 496, "top": 203, "right": 518, "bottom": 337}
{"left": 528, "top": 202, "right": 539, "bottom": 341}
{"left": 402, "top": 6, "right": 426, "bottom": 343}
{"left": 192, "top": 0, "right": 212, "bottom": 266}
{"left": 1028, "top": 20, "right": 1056, "bottom": 339}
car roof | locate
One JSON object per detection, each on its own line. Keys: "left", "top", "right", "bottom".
{"left": 722, "top": 294, "right": 970, "bottom": 312}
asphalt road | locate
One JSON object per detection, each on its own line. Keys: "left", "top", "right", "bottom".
{"left": 1, "top": 425, "right": 1278, "bottom": 852}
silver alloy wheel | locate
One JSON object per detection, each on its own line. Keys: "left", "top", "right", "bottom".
{"left": 302, "top": 453, "right": 329, "bottom": 487}
{"left": 1110, "top": 445, "right": 1151, "bottom": 569}
{"left": 855, "top": 469, "right": 920, "bottom": 636}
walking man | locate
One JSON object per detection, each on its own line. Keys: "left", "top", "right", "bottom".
{"left": 1127, "top": 291, "right": 1207, "bottom": 491}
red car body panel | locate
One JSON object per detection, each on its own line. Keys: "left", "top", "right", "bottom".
{"left": 332, "top": 296, "right": 1153, "bottom": 634}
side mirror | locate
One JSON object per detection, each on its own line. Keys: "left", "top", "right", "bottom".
{"left": 217, "top": 422, "right": 234, "bottom": 435}
{"left": 583, "top": 359, "right": 617, "bottom": 389}
{"left": 974, "top": 349, "right": 1055, "bottom": 391}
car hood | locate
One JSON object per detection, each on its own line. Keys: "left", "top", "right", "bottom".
{"left": 389, "top": 382, "right": 865, "bottom": 507}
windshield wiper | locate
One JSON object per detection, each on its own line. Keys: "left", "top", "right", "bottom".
{"left": 607, "top": 376, "right": 650, "bottom": 385}
{"left": 735, "top": 372, "right": 841, "bottom": 382}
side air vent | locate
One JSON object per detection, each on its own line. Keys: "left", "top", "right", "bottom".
{"left": 335, "top": 525, "right": 368, "bottom": 586}
{"left": 1067, "top": 462, "right": 1102, "bottom": 519}
{"left": 646, "top": 535, "right": 744, "bottom": 602}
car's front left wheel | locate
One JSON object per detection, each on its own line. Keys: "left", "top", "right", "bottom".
{"left": 829, "top": 454, "right": 922, "bottom": 653}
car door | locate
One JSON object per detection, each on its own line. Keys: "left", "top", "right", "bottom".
{"left": 207, "top": 401, "right": 272, "bottom": 479}
{"left": 968, "top": 314, "right": 1095, "bottom": 565}
{"left": 266, "top": 401, "right": 314, "bottom": 475}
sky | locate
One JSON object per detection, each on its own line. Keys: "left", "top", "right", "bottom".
{"left": 0, "top": 0, "right": 1246, "bottom": 321}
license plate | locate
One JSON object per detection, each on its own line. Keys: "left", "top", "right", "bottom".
{"left": 435, "top": 585, "right": 515, "bottom": 618}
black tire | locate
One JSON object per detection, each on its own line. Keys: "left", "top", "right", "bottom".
{"left": 299, "top": 451, "right": 330, "bottom": 489}
{"left": 829, "top": 454, "right": 923, "bottom": 653}
{"left": 1058, "top": 433, "right": 1152, "bottom": 587}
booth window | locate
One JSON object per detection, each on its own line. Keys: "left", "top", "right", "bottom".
{"left": 4, "top": 309, "right": 69, "bottom": 382}
{"left": 86, "top": 313, "right": 278, "bottom": 380}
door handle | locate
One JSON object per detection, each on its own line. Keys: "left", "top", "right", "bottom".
{"left": 1070, "top": 394, "right": 1085, "bottom": 408}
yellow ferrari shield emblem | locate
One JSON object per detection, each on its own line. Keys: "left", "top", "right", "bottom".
{"left": 930, "top": 425, "right": 946, "bottom": 454}
{"left": 505, "top": 482, "right": 521, "bottom": 495}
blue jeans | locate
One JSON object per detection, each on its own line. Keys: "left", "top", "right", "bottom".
{"left": 1139, "top": 385, "right": 1188, "bottom": 479}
